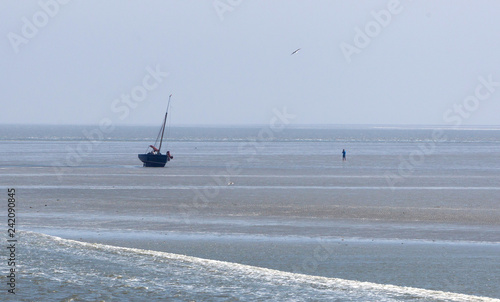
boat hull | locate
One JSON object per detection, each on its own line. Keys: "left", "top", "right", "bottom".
{"left": 138, "top": 153, "right": 169, "bottom": 167}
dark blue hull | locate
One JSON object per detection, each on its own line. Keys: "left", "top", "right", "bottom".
{"left": 138, "top": 153, "right": 169, "bottom": 167}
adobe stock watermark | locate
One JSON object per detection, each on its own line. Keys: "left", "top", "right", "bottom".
{"left": 51, "top": 65, "right": 168, "bottom": 179}
{"left": 177, "top": 107, "right": 296, "bottom": 223}
{"left": 111, "top": 65, "right": 169, "bottom": 120}
{"left": 442, "top": 75, "right": 499, "bottom": 126}
{"left": 340, "top": 0, "right": 406, "bottom": 64}
{"left": 385, "top": 74, "right": 500, "bottom": 188}
{"left": 7, "top": 0, "right": 72, "bottom": 54}
{"left": 213, "top": 0, "right": 243, "bottom": 21}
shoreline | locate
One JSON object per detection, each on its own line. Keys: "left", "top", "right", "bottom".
{"left": 20, "top": 228, "right": 500, "bottom": 300}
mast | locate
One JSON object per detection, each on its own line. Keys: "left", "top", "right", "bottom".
{"left": 158, "top": 94, "right": 171, "bottom": 153}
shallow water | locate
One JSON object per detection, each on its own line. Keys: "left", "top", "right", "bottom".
{"left": 1, "top": 125, "right": 499, "bottom": 300}
{"left": 8, "top": 231, "right": 499, "bottom": 302}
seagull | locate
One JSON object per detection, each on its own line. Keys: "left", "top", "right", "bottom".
{"left": 291, "top": 48, "right": 301, "bottom": 55}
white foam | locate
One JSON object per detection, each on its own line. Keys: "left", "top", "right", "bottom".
{"left": 23, "top": 231, "right": 500, "bottom": 302}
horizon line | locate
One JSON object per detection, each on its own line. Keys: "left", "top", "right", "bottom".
{"left": 1, "top": 123, "right": 499, "bottom": 129}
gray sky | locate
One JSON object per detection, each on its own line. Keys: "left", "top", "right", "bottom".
{"left": 2, "top": 0, "right": 500, "bottom": 126}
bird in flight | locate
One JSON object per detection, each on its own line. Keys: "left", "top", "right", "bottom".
{"left": 291, "top": 48, "right": 301, "bottom": 55}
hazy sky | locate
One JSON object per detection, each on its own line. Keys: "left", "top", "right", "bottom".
{"left": 2, "top": 1, "right": 500, "bottom": 126}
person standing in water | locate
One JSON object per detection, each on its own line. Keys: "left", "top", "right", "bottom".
{"left": 342, "top": 149, "right": 346, "bottom": 161}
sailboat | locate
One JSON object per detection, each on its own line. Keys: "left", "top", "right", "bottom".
{"left": 138, "top": 95, "right": 174, "bottom": 167}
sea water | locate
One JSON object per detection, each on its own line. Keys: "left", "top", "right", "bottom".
{"left": 0, "top": 125, "right": 499, "bottom": 301}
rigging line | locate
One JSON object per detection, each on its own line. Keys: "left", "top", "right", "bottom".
{"left": 158, "top": 94, "right": 171, "bottom": 153}
{"left": 145, "top": 122, "right": 163, "bottom": 153}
